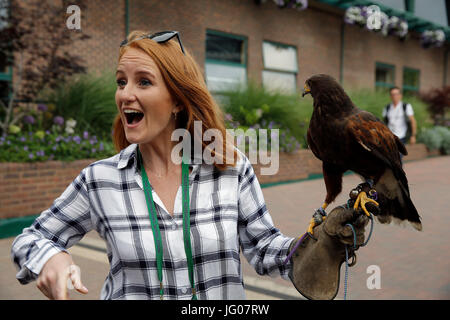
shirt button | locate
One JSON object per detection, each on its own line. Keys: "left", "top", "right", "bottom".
{"left": 172, "top": 224, "right": 177, "bottom": 230}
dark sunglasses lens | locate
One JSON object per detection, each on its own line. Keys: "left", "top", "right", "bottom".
{"left": 120, "top": 31, "right": 184, "bottom": 55}
{"left": 150, "top": 31, "right": 176, "bottom": 43}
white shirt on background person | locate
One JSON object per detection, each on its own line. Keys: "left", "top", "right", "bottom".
{"left": 382, "top": 101, "right": 414, "bottom": 139}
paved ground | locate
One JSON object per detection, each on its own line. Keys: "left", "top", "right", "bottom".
{"left": 1, "top": 156, "right": 449, "bottom": 300}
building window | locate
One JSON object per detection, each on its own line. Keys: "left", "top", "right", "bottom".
{"left": 262, "top": 41, "right": 298, "bottom": 93}
{"left": 205, "top": 30, "right": 247, "bottom": 92}
{"left": 375, "top": 62, "right": 396, "bottom": 89}
{"left": 403, "top": 67, "right": 420, "bottom": 94}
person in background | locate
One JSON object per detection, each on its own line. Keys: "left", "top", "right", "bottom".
{"left": 382, "top": 86, "right": 417, "bottom": 146}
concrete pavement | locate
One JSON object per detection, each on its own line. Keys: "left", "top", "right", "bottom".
{"left": 1, "top": 156, "right": 449, "bottom": 299}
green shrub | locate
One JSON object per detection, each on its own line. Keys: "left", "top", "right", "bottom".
{"left": 42, "top": 72, "right": 118, "bottom": 140}
{"left": 218, "top": 82, "right": 311, "bottom": 149}
{"left": 418, "top": 126, "right": 450, "bottom": 154}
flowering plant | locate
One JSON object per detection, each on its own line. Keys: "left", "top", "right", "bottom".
{"left": 273, "top": 0, "right": 308, "bottom": 11}
{"left": 345, "top": 5, "right": 408, "bottom": 39}
{"left": 0, "top": 130, "right": 114, "bottom": 162}
{"left": 385, "top": 16, "right": 408, "bottom": 39}
{"left": 344, "top": 6, "right": 367, "bottom": 27}
{"left": 1, "top": 103, "right": 115, "bottom": 162}
{"left": 421, "top": 30, "right": 446, "bottom": 48}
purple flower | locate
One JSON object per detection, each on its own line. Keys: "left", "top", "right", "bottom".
{"left": 36, "top": 150, "right": 45, "bottom": 157}
{"left": 45, "top": 130, "right": 50, "bottom": 135}
{"left": 20, "top": 136, "right": 26, "bottom": 142}
{"left": 225, "top": 113, "right": 233, "bottom": 121}
{"left": 99, "top": 142, "right": 104, "bottom": 151}
{"left": 73, "top": 135, "right": 81, "bottom": 144}
{"left": 52, "top": 145, "right": 57, "bottom": 151}
{"left": 37, "top": 104, "right": 48, "bottom": 112}
{"left": 53, "top": 116, "right": 64, "bottom": 126}
{"left": 28, "top": 153, "right": 34, "bottom": 159}
{"left": 23, "top": 115, "right": 35, "bottom": 124}
{"left": 91, "top": 148, "right": 97, "bottom": 153}
{"left": 23, "top": 146, "right": 29, "bottom": 151}
{"left": 83, "top": 131, "right": 89, "bottom": 139}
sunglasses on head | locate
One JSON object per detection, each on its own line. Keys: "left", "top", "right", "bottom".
{"left": 120, "top": 30, "right": 186, "bottom": 55}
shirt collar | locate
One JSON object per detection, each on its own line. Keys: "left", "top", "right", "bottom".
{"left": 392, "top": 101, "right": 403, "bottom": 108}
{"left": 117, "top": 143, "right": 203, "bottom": 170}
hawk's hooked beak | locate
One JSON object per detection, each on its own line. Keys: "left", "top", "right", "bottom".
{"left": 302, "top": 84, "right": 311, "bottom": 97}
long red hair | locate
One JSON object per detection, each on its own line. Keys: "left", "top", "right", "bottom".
{"left": 113, "top": 30, "right": 238, "bottom": 169}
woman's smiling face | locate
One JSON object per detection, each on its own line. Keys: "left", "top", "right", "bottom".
{"left": 115, "top": 47, "right": 179, "bottom": 145}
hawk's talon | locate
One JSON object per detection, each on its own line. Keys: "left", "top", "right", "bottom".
{"left": 307, "top": 218, "right": 316, "bottom": 234}
{"left": 353, "top": 191, "right": 379, "bottom": 217}
{"left": 307, "top": 207, "right": 327, "bottom": 235}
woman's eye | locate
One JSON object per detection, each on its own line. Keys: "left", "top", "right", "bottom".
{"left": 116, "top": 79, "right": 126, "bottom": 87}
{"left": 139, "top": 78, "right": 152, "bottom": 86}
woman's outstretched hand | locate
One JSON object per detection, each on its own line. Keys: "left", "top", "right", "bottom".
{"left": 36, "top": 252, "right": 88, "bottom": 300}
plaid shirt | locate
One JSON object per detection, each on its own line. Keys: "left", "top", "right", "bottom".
{"left": 11, "top": 143, "right": 295, "bottom": 300}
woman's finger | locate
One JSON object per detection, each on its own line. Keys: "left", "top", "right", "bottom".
{"left": 69, "top": 265, "right": 89, "bottom": 294}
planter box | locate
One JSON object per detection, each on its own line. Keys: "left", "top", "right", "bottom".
{"left": 0, "top": 159, "right": 96, "bottom": 220}
{"left": 252, "top": 149, "right": 322, "bottom": 185}
{"left": 0, "top": 143, "right": 432, "bottom": 220}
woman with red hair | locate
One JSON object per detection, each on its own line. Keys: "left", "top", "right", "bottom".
{"left": 11, "top": 31, "right": 369, "bottom": 300}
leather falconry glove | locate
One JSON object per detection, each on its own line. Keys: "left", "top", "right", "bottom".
{"left": 288, "top": 205, "right": 370, "bottom": 300}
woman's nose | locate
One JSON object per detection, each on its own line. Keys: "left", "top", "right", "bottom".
{"left": 119, "top": 83, "right": 137, "bottom": 103}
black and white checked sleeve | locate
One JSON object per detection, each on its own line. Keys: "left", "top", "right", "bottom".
{"left": 10, "top": 166, "right": 93, "bottom": 284}
{"left": 237, "top": 153, "right": 295, "bottom": 280}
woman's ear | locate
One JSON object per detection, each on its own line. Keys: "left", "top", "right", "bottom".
{"left": 173, "top": 102, "right": 183, "bottom": 114}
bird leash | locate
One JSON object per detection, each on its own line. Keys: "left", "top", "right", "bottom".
{"left": 284, "top": 181, "right": 376, "bottom": 300}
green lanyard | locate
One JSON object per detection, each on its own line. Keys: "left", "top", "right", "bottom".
{"left": 137, "top": 146, "right": 197, "bottom": 300}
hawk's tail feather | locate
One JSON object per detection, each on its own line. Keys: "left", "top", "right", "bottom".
{"left": 374, "top": 168, "right": 422, "bottom": 231}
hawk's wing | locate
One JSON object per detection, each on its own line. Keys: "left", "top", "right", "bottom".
{"left": 345, "top": 110, "right": 408, "bottom": 190}
{"left": 346, "top": 111, "right": 406, "bottom": 165}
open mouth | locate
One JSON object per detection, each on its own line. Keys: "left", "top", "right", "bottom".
{"left": 124, "top": 109, "right": 144, "bottom": 125}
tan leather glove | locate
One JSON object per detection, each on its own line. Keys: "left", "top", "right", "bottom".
{"left": 288, "top": 205, "right": 370, "bottom": 300}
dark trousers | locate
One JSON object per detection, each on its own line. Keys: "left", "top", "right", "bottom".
{"left": 399, "top": 137, "right": 407, "bottom": 164}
